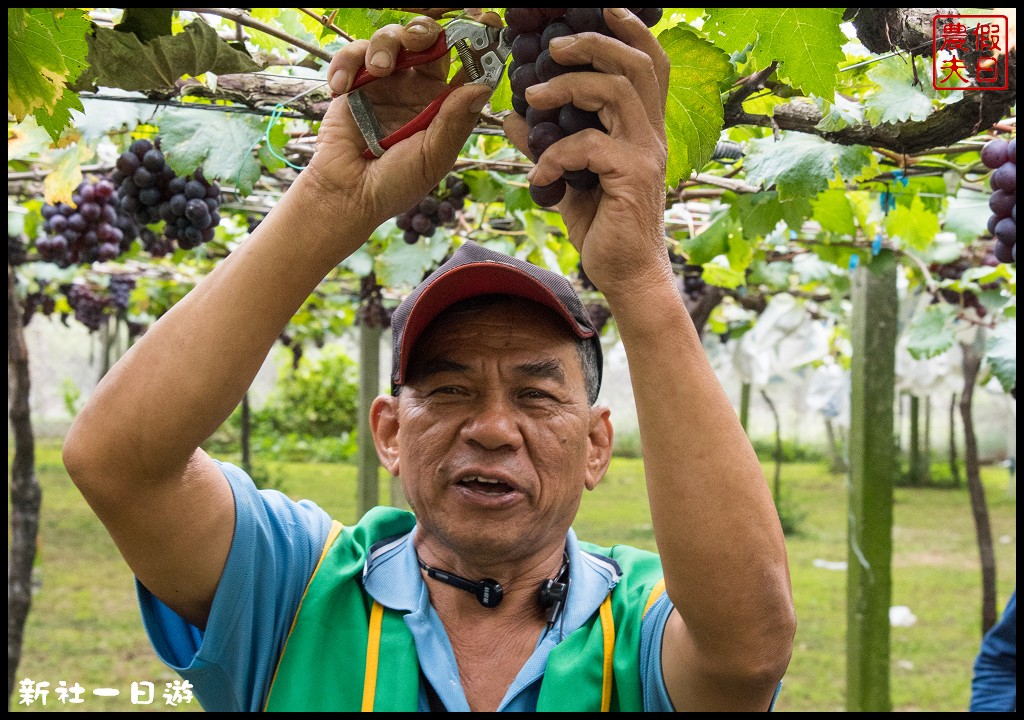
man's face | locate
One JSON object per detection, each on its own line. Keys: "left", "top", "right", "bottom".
{"left": 372, "top": 298, "right": 611, "bottom": 565}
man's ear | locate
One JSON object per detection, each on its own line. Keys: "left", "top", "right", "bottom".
{"left": 370, "top": 395, "right": 401, "bottom": 476}
{"left": 585, "top": 405, "right": 613, "bottom": 491}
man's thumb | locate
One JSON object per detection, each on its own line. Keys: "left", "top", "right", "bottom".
{"left": 426, "top": 84, "right": 492, "bottom": 156}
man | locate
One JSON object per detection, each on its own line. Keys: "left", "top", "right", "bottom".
{"left": 969, "top": 588, "right": 1016, "bottom": 711}
{"left": 63, "top": 9, "right": 795, "bottom": 712}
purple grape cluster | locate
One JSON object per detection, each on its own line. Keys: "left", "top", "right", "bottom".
{"left": 357, "top": 272, "right": 393, "bottom": 329}
{"left": 981, "top": 136, "right": 1016, "bottom": 263}
{"left": 21, "top": 289, "right": 57, "bottom": 327}
{"left": 114, "top": 138, "right": 222, "bottom": 253}
{"left": 66, "top": 283, "right": 112, "bottom": 332}
{"left": 108, "top": 274, "right": 136, "bottom": 312}
{"left": 37, "top": 176, "right": 138, "bottom": 265}
{"left": 503, "top": 7, "right": 663, "bottom": 207}
{"left": 395, "top": 174, "right": 470, "bottom": 244}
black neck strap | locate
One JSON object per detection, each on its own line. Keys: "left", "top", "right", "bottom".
{"left": 417, "top": 552, "right": 570, "bottom": 620}
{"left": 417, "top": 559, "right": 505, "bottom": 608}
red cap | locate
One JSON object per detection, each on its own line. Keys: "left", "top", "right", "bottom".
{"left": 390, "top": 240, "right": 603, "bottom": 394}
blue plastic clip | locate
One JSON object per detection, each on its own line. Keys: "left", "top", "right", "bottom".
{"left": 879, "top": 191, "right": 896, "bottom": 212}
{"left": 872, "top": 233, "right": 883, "bottom": 256}
{"left": 892, "top": 169, "right": 909, "bottom": 187}
{"left": 849, "top": 254, "right": 860, "bottom": 271}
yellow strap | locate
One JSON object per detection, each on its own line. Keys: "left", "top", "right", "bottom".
{"left": 361, "top": 601, "right": 385, "bottom": 712}
{"left": 598, "top": 594, "right": 615, "bottom": 712}
{"left": 263, "top": 520, "right": 345, "bottom": 711}
{"left": 642, "top": 579, "right": 667, "bottom": 618}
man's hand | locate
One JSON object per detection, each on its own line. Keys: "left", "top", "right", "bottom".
{"left": 312, "top": 15, "right": 493, "bottom": 230}
{"left": 503, "top": 8, "right": 672, "bottom": 301}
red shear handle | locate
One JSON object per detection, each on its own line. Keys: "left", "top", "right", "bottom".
{"left": 360, "top": 84, "right": 459, "bottom": 159}
{"left": 350, "top": 31, "right": 450, "bottom": 91}
{"left": 347, "top": 30, "right": 463, "bottom": 159}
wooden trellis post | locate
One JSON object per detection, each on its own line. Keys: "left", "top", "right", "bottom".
{"left": 846, "top": 252, "right": 898, "bottom": 712}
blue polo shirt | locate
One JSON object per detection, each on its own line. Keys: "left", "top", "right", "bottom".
{"left": 136, "top": 461, "right": 678, "bottom": 711}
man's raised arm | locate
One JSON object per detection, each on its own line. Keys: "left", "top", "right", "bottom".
{"left": 62, "top": 20, "right": 492, "bottom": 629}
{"left": 507, "top": 8, "right": 796, "bottom": 711}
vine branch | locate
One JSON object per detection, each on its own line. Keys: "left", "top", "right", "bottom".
{"left": 177, "top": 8, "right": 334, "bottom": 63}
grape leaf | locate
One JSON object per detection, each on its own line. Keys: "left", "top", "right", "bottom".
{"left": 729, "top": 191, "right": 811, "bottom": 240}
{"left": 461, "top": 171, "right": 504, "bottom": 204}
{"left": 682, "top": 211, "right": 736, "bottom": 265}
{"left": 503, "top": 183, "right": 534, "bottom": 212}
{"left": 659, "top": 26, "right": 732, "bottom": 188}
{"left": 341, "top": 241, "right": 375, "bottom": 277}
{"left": 75, "top": 19, "right": 261, "bottom": 92}
{"left": 9, "top": 9, "right": 91, "bottom": 141}
{"left": 943, "top": 192, "right": 993, "bottom": 242}
{"left": 36, "top": 88, "right": 87, "bottom": 144}
{"left": 905, "top": 303, "right": 957, "bottom": 360}
{"left": 249, "top": 8, "right": 311, "bottom": 56}
{"left": 810, "top": 190, "right": 856, "bottom": 236}
{"left": 114, "top": 8, "right": 173, "bottom": 43}
{"left": 885, "top": 196, "right": 939, "bottom": 252}
{"left": 156, "top": 108, "right": 264, "bottom": 195}
{"left": 257, "top": 118, "right": 292, "bottom": 173}
{"left": 896, "top": 176, "right": 948, "bottom": 213}
{"left": 814, "top": 94, "right": 863, "bottom": 132}
{"left": 332, "top": 8, "right": 417, "bottom": 41}
{"left": 864, "top": 56, "right": 936, "bottom": 125}
{"left": 701, "top": 258, "right": 745, "bottom": 289}
{"left": 703, "top": 8, "right": 846, "bottom": 99}
{"left": 42, "top": 142, "right": 95, "bottom": 206}
{"left": 744, "top": 134, "right": 876, "bottom": 201}
{"left": 489, "top": 69, "right": 512, "bottom": 113}
{"left": 810, "top": 242, "right": 864, "bottom": 272}
{"left": 726, "top": 233, "right": 755, "bottom": 273}
{"left": 7, "top": 9, "right": 63, "bottom": 117}
{"left": 375, "top": 233, "right": 452, "bottom": 289}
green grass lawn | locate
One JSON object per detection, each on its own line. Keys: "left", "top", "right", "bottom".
{"left": 8, "top": 439, "right": 1016, "bottom": 712}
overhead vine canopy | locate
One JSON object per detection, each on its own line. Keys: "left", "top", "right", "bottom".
{"left": 6, "top": 7, "right": 1017, "bottom": 385}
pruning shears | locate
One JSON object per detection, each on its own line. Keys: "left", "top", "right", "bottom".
{"left": 343, "top": 19, "right": 511, "bottom": 159}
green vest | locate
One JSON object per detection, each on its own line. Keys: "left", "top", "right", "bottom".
{"left": 264, "top": 506, "right": 666, "bottom": 712}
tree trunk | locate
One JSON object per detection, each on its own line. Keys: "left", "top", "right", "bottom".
{"left": 99, "top": 314, "right": 117, "bottom": 381}
{"left": 760, "top": 389, "right": 783, "bottom": 503}
{"left": 8, "top": 265, "right": 40, "bottom": 709}
{"left": 846, "top": 252, "right": 898, "bottom": 713}
{"left": 909, "top": 395, "right": 921, "bottom": 485}
{"left": 825, "top": 417, "right": 849, "bottom": 474}
{"left": 357, "top": 319, "right": 382, "bottom": 518}
{"left": 739, "top": 382, "right": 751, "bottom": 434}
{"left": 923, "top": 395, "right": 931, "bottom": 480}
{"left": 948, "top": 393, "right": 962, "bottom": 487}
{"left": 240, "top": 392, "right": 251, "bottom": 476}
{"left": 959, "top": 332, "right": 997, "bottom": 635}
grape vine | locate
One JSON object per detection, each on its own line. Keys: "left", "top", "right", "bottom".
{"left": 503, "top": 7, "right": 663, "bottom": 207}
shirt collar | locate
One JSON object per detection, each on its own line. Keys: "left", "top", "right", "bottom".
{"left": 362, "top": 524, "right": 620, "bottom": 638}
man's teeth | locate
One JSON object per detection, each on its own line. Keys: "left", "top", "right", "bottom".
{"left": 472, "top": 477, "right": 501, "bottom": 484}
